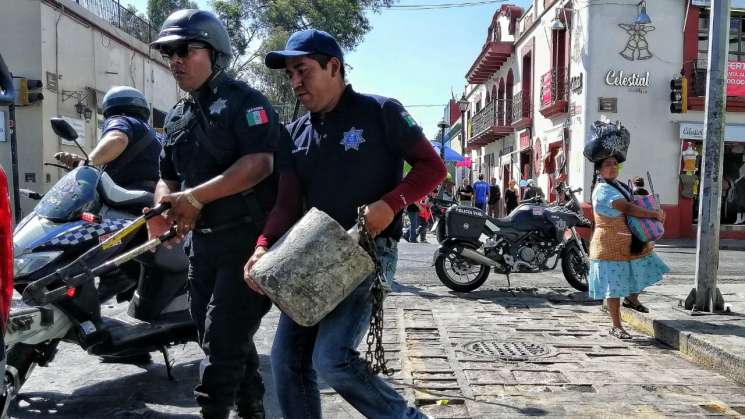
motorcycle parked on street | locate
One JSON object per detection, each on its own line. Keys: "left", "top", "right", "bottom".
{"left": 3, "top": 119, "right": 195, "bottom": 409}
{"left": 433, "top": 183, "right": 591, "bottom": 292}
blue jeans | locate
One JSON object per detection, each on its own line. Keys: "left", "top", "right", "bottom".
{"left": 271, "top": 237, "right": 425, "bottom": 419}
{"left": 406, "top": 211, "right": 420, "bottom": 242}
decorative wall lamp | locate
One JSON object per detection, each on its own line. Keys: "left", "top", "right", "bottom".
{"left": 550, "top": 9, "right": 566, "bottom": 31}
{"left": 61, "top": 89, "right": 94, "bottom": 122}
{"left": 635, "top": 0, "right": 651, "bottom": 25}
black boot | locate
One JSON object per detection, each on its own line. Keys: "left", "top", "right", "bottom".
{"left": 201, "top": 406, "right": 230, "bottom": 419}
{"left": 235, "top": 398, "right": 265, "bottom": 419}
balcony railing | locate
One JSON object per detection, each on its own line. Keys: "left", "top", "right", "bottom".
{"left": 539, "top": 67, "right": 569, "bottom": 114}
{"left": 74, "top": 0, "right": 159, "bottom": 45}
{"left": 512, "top": 90, "right": 531, "bottom": 126}
{"left": 472, "top": 100, "right": 497, "bottom": 138}
{"left": 472, "top": 99, "right": 514, "bottom": 139}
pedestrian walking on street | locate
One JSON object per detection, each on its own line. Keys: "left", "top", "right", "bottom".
{"left": 243, "top": 29, "right": 446, "bottom": 419}
{"left": 147, "top": 10, "right": 280, "bottom": 419}
{"left": 457, "top": 178, "right": 474, "bottom": 206}
{"left": 405, "top": 201, "right": 420, "bottom": 243}
{"left": 418, "top": 198, "right": 431, "bottom": 242}
{"left": 584, "top": 121, "right": 669, "bottom": 340}
{"left": 504, "top": 179, "right": 519, "bottom": 214}
{"left": 488, "top": 177, "right": 501, "bottom": 217}
{"left": 473, "top": 174, "right": 490, "bottom": 211}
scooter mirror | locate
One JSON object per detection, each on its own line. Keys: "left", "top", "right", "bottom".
{"left": 50, "top": 118, "right": 78, "bottom": 141}
{"left": 18, "top": 189, "right": 42, "bottom": 200}
{"left": 50, "top": 118, "right": 89, "bottom": 162}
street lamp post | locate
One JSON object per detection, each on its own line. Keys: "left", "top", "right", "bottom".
{"left": 437, "top": 119, "right": 449, "bottom": 162}
{"left": 437, "top": 119, "right": 449, "bottom": 198}
{"left": 457, "top": 95, "right": 470, "bottom": 184}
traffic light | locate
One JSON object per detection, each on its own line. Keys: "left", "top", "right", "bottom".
{"left": 16, "top": 78, "right": 43, "bottom": 106}
{"left": 670, "top": 77, "right": 688, "bottom": 113}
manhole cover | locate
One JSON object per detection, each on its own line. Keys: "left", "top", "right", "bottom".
{"left": 461, "top": 340, "right": 557, "bottom": 361}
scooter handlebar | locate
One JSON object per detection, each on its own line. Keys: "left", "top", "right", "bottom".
{"left": 144, "top": 202, "right": 171, "bottom": 219}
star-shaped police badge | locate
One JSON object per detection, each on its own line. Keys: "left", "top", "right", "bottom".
{"left": 340, "top": 127, "right": 365, "bottom": 151}
{"left": 209, "top": 98, "right": 228, "bottom": 115}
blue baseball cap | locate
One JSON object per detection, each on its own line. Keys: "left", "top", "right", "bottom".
{"left": 265, "top": 29, "right": 344, "bottom": 69}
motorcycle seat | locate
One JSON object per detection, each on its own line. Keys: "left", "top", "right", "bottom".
{"left": 98, "top": 173, "right": 153, "bottom": 209}
{"left": 490, "top": 217, "right": 514, "bottom": 228}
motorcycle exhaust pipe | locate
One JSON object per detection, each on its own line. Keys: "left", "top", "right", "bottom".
{"left": 459, "top": 247, "right": 499, "bottom": 267}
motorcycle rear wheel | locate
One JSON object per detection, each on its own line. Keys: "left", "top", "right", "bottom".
{"left": 561, "top": 241, "right": 589, "bottom": 292}
{"left": 435, "top": 245, "right": 490, "bottom": 292}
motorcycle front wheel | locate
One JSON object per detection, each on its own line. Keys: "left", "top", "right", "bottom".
{"left": 434, "top": 244, "right": 490, "bottom": 292}
{"left": 561, "top": 240, "right": 589, "bottom": 292}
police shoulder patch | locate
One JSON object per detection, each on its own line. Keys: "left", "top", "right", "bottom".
{"left": 401, "top": 111, "right": 417, "bottom": 128}
{"left": 246, "top": 106, "right": 269, "bottom": 126}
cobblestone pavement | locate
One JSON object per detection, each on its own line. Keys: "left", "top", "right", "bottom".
{"left": 8, "top": 239, "right": 745, "bottom": 418}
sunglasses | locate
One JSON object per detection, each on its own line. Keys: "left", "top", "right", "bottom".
{"left": 160, "top": 43, "right": 209, "bottom": 60}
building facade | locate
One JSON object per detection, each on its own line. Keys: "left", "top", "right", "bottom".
{"left": 462, "top": 0, "right": 745, "bottom": 239}
{"left": 0, "top": 0, "right": 180, "bottom": 215}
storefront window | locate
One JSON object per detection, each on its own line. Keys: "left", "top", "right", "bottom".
{"left": 683, "top": 140, "right": 745, "bottom": 225}
{"left": 697, "top": 11, "right": 745, "bottom": 65}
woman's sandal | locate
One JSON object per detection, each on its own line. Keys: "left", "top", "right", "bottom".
{"left": 623, "top": 297, "right": 650, "bottom": 313}
{"left": 609, "top": 327, "right": 632, "bottom": 340}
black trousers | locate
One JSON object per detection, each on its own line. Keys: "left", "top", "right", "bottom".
{"left": 187, "top": 225, "right": 272, "bottom": 410}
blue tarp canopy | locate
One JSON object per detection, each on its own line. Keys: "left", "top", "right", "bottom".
{"left": 430, "top": 142, "right": 464, "bottom": 162}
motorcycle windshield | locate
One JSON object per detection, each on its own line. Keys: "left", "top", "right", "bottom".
{"left": 36, "top": 166, "right": 100, "bottom": 222}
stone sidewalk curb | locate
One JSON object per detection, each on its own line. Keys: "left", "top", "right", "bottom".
{"left": 655, "top": 239, "right": 745, "bottom": 251}
{"left": 621, "top": 306, "right": 745, "bottom": 386}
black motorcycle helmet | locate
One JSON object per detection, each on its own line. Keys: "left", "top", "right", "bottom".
{"left": 151, "top": 9, "right": 232, "bottom": 70}
{"left": 102, "top": 86, "right": 150, "bottom": 121}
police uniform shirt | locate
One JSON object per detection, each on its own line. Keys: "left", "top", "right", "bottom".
{"left": 102, "top": 115, "right": 161, "bottom": 190}
{"left": 160, "top": 73, "right": 280, "bottom": 228}
{"left": 279, "top": 85, "right": 423, "bottom": 239}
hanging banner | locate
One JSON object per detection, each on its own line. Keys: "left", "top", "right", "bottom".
{"left": 727, "top": 61, "right": 745, "bottom": 96}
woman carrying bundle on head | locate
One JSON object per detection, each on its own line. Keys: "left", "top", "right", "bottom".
{"left": 585, "top": 121, "right": 670, "bottom": 340}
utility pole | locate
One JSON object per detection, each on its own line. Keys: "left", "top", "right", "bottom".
{"left": 685, "top": 0, "right": 730, "bottom": 313}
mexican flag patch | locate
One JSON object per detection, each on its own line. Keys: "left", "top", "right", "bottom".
{"left": 246, "top": 107, "right": 269, "bottom": 126}
{"left": 401, "top": 111, "right": 417, "bottom": 127}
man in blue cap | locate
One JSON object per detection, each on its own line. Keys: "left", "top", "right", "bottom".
{"left": 244, "top": 29, "right": 445, "bottom": 418}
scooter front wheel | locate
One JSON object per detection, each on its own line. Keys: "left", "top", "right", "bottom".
{"left": 434, "top": 245, "right": 490, "bottom": 292}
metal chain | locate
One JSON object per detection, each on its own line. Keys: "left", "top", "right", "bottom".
{"left": 357, "top": 206, "right": 393, "bottom": 376}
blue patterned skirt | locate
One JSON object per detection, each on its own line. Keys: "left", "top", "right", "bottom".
{"left": 588, "top": 252, "right": 670, "bottom": 300}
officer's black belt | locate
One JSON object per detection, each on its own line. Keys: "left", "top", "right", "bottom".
{"left": 193, "top": 216, "right": 254, "bottom": 235}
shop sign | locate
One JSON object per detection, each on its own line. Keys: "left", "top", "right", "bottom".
{"left": 598, "top": 97, "right": 618, "bottom": 113}
{"left": 570, "top": 74, "right": 583, "bottom": 93}
{"left": 519, "top": 131, "right": 531, "bottom": 150}
{"left": 680, "top": 122, "right": 745, "bottom": 143}
{"left": 727, "top": 61, "right": 745, "bottom": 96}
{"left": 605, "top": 70, "right": 650, "bottom": 88}
{"left": 618, "top": 23, "right": 654, "bottom": 61}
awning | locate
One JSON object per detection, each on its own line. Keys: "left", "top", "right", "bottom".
{"left": 679, "top": 122, "right": 745, "bottom": 143}
{"left": 431, "top": 142, "right": 465, "bottom": 162}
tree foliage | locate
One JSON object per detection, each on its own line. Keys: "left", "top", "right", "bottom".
{"left": 211, "top": 0, "right": 394, "bottom": 107}
{"left": 147, "top": 0, "right": 199, "bottom": 31}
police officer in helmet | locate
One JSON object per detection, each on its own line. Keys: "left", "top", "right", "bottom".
{"left": 147, "top": 9, "right": 280, "bottom": 419}
{"left": 55, "top": 86, "right": 161, "bottom": 191}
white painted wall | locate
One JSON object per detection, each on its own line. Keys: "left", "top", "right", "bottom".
{"left": 0, "top": 0, "right": 180, "bottom": 216}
